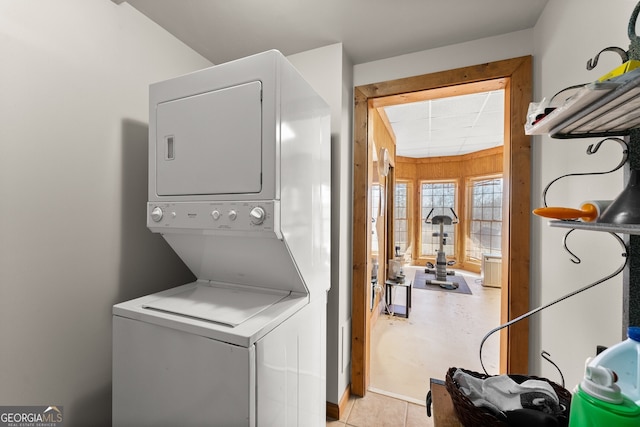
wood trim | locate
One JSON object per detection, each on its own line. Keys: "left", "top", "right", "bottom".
{"left": 369, "top": 78, "right": 508, "bottom": 109}
{"left": 502, "top": 56, "right": 532, "bottom": 375}
{"left": 326, "top": 384, "right": 351, "bottom": 420}
{"left": 352, "top": 87, "right": 370, "bottom": 396}
{"left": 358, "top": 61, "right": 516, "bottom": 99}
{"left": 351, "top": 56, "right": 532, "bottom": 396}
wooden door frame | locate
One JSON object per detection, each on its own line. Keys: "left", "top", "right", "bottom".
{"left": 351, "top": 56, "right": 532, "bottom": 396}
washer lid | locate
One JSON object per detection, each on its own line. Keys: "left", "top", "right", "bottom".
{"left": 142, "top": 285, "right": 289, "bottom": 327}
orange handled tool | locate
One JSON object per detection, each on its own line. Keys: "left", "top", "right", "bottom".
{"left": 533, "top": 203, "right": 599, "bottom": 222}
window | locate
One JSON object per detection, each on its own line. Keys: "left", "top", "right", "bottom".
{"left": 468, "top": 177, "right": 503, "bottom": 260}
{"left": 394, "top": 181, "right": 409, "bottom": 254}
{"left": 420, "top": 181, "right": 456, "bottom": 257}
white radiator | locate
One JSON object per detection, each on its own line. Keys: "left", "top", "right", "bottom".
{"left": 482, "top": 254, "right": 502, "bottom": 288}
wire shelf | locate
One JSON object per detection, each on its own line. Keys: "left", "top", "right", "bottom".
{"left": 526, "top": 68, "right": 640, "bottom": 139}
{"left": 548, "top": 220, "right": 640, "bottom": 235}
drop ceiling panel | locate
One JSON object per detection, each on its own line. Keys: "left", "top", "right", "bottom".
{"left": 431, "top": 95, "right": 486, "bottom": 117}
{"left": 483, "top": 92, "right": 505, "bottom": 111}
{"left": 430, "top": 128, "right": 474, "bottom": 140}
{"left": 384, "top": 89, "right": 505, "bottom": 158}
{"left": 392, "top": 119, "right": 431, "bottom": 137}
{"left": 430, "top": 115, "right": 477, "bottom": 130}
{"left": 475, "top": 110, "right": 505, "bottom": 127}
{"left": 385, "top": 103, "right": 429, "bottom": 122}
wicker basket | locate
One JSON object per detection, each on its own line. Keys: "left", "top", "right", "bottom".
{"left": 445, "top": 367, "right": 572, "bottom": 427}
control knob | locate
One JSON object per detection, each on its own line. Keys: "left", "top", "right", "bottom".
{"left": 228, "top": 210, "right": 237, "bottom": 221}
{"left": 150, "top": 206, "right": 163, "bottom": 222}
{"left": 250, "top": 207, "right": 266, "bottom": 225}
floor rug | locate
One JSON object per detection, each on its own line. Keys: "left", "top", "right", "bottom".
{"left": 412, "top": 271, "right": 472, "bottom": 295}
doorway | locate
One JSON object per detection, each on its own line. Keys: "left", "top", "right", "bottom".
{"left": 351, "top": 56, "right": 532, "bottom": 397}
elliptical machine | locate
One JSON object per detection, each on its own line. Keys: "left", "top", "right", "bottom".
{"left": 424, "top": 208, "right": 459, "bottom": 289}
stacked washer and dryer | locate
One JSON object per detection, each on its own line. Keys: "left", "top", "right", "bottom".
{"left": 112, "top": 50, "right": 331, "bottom": 426}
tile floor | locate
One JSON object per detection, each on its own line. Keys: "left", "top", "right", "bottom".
{"left": 326, "top": 266, "right": 501, "bottom": 426}
{"left": 326, "top": 391, "right": 431, "bottom": 427}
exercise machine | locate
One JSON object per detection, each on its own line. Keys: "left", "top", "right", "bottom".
{"left": 424, "top": 208, "right": 458, "bottom": 289}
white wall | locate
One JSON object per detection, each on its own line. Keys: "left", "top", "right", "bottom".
{"left": 354, "top": 29, "right": 534, "bottom": 86}
{"left": 0, "top": 1, "right": 210, "bottom": 425}
{"left": 288, "top": 43, "right": 354, "bottom": 405}
{"left": 532, "top": 0, "right": 636, "bottom": 390}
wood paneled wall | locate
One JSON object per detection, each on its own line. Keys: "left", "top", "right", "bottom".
{"left": 397, "top": 146, "right": 503, "bottom": 272}
{"left": 368, "top": 107, "right": 396, "bottom": 322}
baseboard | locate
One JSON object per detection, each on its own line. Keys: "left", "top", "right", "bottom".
{"left": 326, "top": 384, "right": 351, "bottom": 420}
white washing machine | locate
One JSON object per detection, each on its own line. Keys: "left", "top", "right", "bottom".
{"left": 112, "top": 50, "right": 331, "bottom": 427}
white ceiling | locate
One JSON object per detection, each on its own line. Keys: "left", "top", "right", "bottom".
{"left": 123, "top": 0, "right": 547, "bottom": 65}
{"left": 121, "top": 0, "right": 544, "bottom": 157}
{"left": 384, "top": 90, "right": 505, "bottom": 158}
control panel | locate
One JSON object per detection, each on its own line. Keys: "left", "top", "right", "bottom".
{"left": 147, "top": 201, "right": 276, "bottom": 233}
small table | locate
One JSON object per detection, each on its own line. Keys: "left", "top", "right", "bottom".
{"left": 384, "top": 279, "right": 412, "bottom": 318}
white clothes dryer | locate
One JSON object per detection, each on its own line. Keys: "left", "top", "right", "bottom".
{"left": 112, "top": 50, "right": 331, "bottom": 427}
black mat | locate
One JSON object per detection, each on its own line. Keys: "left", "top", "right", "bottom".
{"left": 413, "top": 272, "right": 472, "bottom": 295}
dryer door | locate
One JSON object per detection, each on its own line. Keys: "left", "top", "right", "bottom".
{"left": 155, "top": 80, "right": 263, "bottom": 196}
